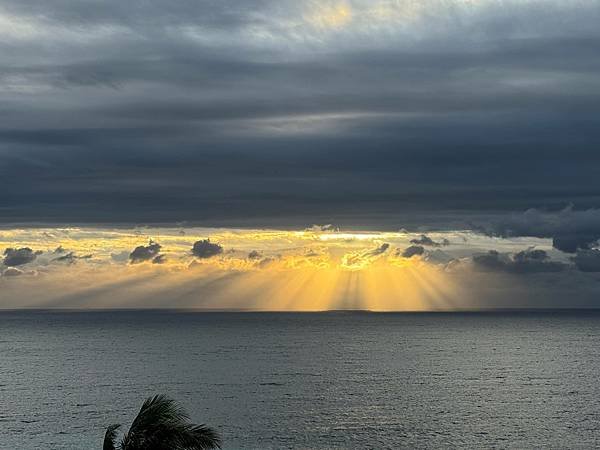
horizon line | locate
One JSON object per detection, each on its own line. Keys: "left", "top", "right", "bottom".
{"left": 2, "top": 307, "right": 600, "bottom": 314}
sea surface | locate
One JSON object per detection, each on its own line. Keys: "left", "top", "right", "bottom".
{"left": 2, "top": 310, "right": 600, "bottom": 449}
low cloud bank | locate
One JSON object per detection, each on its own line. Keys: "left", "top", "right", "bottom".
{"left": 472, "top": 248, "right": 565, "bottom": 274}
{"left": 480, "top": 207, "right": 600, "bottom": 253}
{"left": 571, "top": 250, "right": 600, "bottom": 272}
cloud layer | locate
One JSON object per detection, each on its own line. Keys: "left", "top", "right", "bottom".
{"left": 479, "top": 207, "right": 600, "bottom": 253}
{"left": 1, "top": 1, "right": 599, "bottom": 224}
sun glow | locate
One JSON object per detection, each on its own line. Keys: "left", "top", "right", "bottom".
{"left": 202, "top": 262, "right": 443, "bottom": 310}
{"left": 317, "top": 232, "right": 391, "bottom": 241}
{"left": 306, "top": 1, "right": 353, "bottom": 29}
{"left": 0, "top": 226, "right": 469, "bottom": 311}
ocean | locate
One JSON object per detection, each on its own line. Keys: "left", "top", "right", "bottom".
{"left": 1, "top": 310, "right": 600, "bottom": 449}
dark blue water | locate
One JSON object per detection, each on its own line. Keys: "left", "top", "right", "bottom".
{"left": 2, "top": 311, "right": 600, "bottom": 449}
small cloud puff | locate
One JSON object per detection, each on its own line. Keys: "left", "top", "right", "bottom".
{"left": 341, "top": 243, "right": 389, "bottom": 270}
{"left": 52, "top": 252, "right": 92, "bottom": 264}
{"left": 401, "top": 245, "right": 425, "bottom": 258}
{"left": 410, "top": 235, "right": 449, "bottom": 247}
{"left": 129, "top": 240, "right": 162, "bottom": 264}
{"left": 192, "top": 239, "right": 223, "bottom": 258}
{"left": 248, "top": 250, "right": 262, "bottom": 260}
{"left": 424, "top": 249, "right": 454, "bottom": 265}
{"left": 3, "top": 247, "right": 42, "bottom": 267}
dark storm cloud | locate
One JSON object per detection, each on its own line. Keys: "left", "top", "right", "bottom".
{"left": 479, "top": 207, "right": 600, "bottom": 253}
{"left": 192, "top": 240, "right": 223, "bottom": 258}
{"left": 0, "top": 0, "right": 265, "bottom": 28}
{"left": 571, "top": 250, "right": 600, "bottom": 273}
{"left": 472, "top": 249, "right": 566, "bottom": 274}
{"left": 129, "top": 240, "right": 162, "bottom": 264}
{"left": 1, "top": 1, "right": 600, "bottom": 225}
{"left": 2, "top": 248, "right": 42, "bottom": 266}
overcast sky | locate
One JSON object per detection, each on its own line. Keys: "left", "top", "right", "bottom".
{"left": 1, "top": 0, "right": 600, "bottom": 227}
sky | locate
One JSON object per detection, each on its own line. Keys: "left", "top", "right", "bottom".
{"left": 1, "top": 1, "right": 600, "bottom": 309}
{"left": 2, "top": 225, "right": 600, "bottom": 310}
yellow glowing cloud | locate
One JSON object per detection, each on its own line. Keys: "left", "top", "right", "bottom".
{"left": 1, "top": 226, "right": 552, "bottom": 311}
{"left": 305, "top": 1, "right": 353, "bottom": 29}
{"left": 340, "top": 243, "right": 390, "bottom": 270}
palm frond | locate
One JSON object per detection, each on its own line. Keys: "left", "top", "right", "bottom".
{"left": 120, "top": 395, "right": 221, "bottom": 450}
{"left": 103, "top": 424, "right": 120, "bottom": 450}
{"left": 178, "top": 424, "right": 222, "bottom": 450}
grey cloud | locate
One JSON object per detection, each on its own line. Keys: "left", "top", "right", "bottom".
{"left": 257, "top": 256, "right": 277, "bottom": 268}
{"left": 192, "top": 239, "right": 223, "bottom": 258}
{"left": 1, "top": 1, "right": 600, "bottom": 224}
{"left": 553, "top": 235, "right": 599, "bottom": 254}
{"left": 513, "top": 249, "right": 548, "bottom": 263}
{"left": 52, "top": 252, "right": 92, "bottom": 264}
{"left": 472, "top": 249, "right": 565, "bottom": 274}
{"left": 424, "top": 249, "right": 455, "bottom": 265}
{"left": 129, "top": 240, "right": 162, "bottom": 263}
{"left": 401, "top": 245, "right": 425, "bottom": 258}
{"left": 473, "top": 251, "right": 511, "bottom": 271}
{"left": 342, "top": 243, "right": 390, "bottom": 268}
{"left": 0, "top": 0, "right": 267, "bottom": 29}
{"left": 571, "top": 250, "right": 600, "bottom": 272}
{"left": 53, "top": 252, "right": 76, "bottom": 263}
{"left": 306, "top": 224, "right": 338, "bottom": 233}
{"left": 366, "top": 243, "right": 390, "bottom": 257}
{"left": 248, "top": 250, "right": 262, "bottom": 260}
{"left": 3, "top": 248, "right": 42, "bottom": 266}
{"left": 152, "top": 254, "right": 166, "bottom": 264}
{"left": 480, "top": 207, "right": 600, "bottom": 253}
{"left": 2, "top": 267, "right": 24, "bottom": 277}
{"left": 111, "top": 251, "right": 130, "bottom": 263}
{"left": 410, "top": 235, "right": 449, "bottom": 247}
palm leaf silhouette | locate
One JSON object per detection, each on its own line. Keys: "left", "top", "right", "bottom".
{"left": 104, "top": 395, "right": 221, "bottom": 450}
{"left": 103, "top": 424, "right": 120, "bottom": 450}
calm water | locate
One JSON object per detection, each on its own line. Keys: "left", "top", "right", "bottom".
{"left": 2, "top": 311, "right": 600, "bottom": 449}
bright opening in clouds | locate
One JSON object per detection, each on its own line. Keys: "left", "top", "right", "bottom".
{"left": 2, "top": 224, "right": 600, "bottom": 310}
